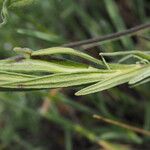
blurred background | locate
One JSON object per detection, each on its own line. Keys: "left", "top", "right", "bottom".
{"left": 0, "top": 0, "right": 150, "bottom": 149}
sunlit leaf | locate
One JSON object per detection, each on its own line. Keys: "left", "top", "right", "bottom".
{"left": 129, "top": 65, "right": 150, "bottom": 84}
{"left": 0, "top": 59, "right": 100, "bottom": 73}
{"left": 31, "top": 47, "right": 103, "bottom": 65}
{"left": 75, "top": 66, "right": 141, "bottom": 96}
{"left": 0, "top": 71, "right": 115, "bottom": 90}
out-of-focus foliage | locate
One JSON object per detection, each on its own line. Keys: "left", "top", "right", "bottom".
{"left": 0, "top": 0, "right": 150, "bottom": 150}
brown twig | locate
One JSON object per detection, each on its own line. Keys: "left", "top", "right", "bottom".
{"left": 93, "top": 114, "right": 150, "bottom": 136}
{"left": 5, "top": 23, "right": 150, "bottom": 61}
{"left": 63, "top": 23, "right": 150, "bottom": 48}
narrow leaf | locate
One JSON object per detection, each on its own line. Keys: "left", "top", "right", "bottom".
{"left": 75, "top": 67, "right": 141, "bottom": 96}
{"left": 129, "top": 65, "right": 150, "bottom": 84}
{"left": 0, "top": 59, "right": 100, "bottom": 73}
{"left": 31, "top": 47, "right": 103, "bottom": 65}
{"left": 0, "top": 71, "right": 115, "bottom": 89}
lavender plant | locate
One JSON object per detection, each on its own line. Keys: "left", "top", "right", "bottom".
{"left": 0, "top": 0, "right": 150, "bottom": 95}
{"left": 0, "top": 47, "right": 149, "bottom": 95}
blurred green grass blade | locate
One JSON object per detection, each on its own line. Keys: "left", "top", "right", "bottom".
{"left": 100, "top": 131, "right": 142, "bottom": 143}
{"left": 31, "top": 47, "right": 103, "bottom": 65}
{"left": 76, "top": 67, "right": 141, "bottom": 95}
{"left": 65, "top": 130, "right": 72, "bottom": 150}
{"left": 74, "top": 3, "right": 102, "bottom": 36}
{"left": 9, "top": 0, "right": 37, "bottom": 8}
{"left": 144, "top": 102, "right": 150, "bottom": 130}
{"left": 57, "top": 93, "right": 97, "bottom": 115}
{"left": 104, "top": 0, "right": 134, "bottom": 48}
{"left": 136, "top": 0, "right": 146, "bottom": 21}
{"left": 43, "top": 112, "right": 99, "bottom": 142}
{"left": 99, "top": 140, "right": 131, "bottom": 150}
{"left": 17, "top": 28, "right": 65, "bottom": 44}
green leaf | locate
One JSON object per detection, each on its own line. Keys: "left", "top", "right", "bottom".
{"left": 129, "top": 65, "right": 150, "bottom": 84}
{"left": 9, "top": 0, "right": 36, "bottom": 8}
{"left": 31, "top": 47, "right": 103, "bottom": 65}
{"left": 75, "top": 67, "right": 141, "bottom": 96}
{"left": 17, "top": 28, "right": 65, "bottom": 44}
{"left": 100, "top": 50, "right": 150, "bottom": 60}
{"left": 0, "top": 71, "right": 37, "bottom": 85}
{"left": 0, "top": 71, "right": 115, "bottom": 90}
{"left": 0, "top": 59, "right": 100, "bottom": 73}
{"left": 130, "top": 78, "right": 150, "bottom": 87}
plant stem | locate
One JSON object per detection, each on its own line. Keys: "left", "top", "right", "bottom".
{"left": 63, "top": 23, "right": 150, "bottom": 48}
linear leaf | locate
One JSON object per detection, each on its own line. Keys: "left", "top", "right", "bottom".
{"left": 31, "top": 47, "right": 103, "bottom": 65}
{"left": 17, "top": 28, "right": 65, "bottom": 43}
{"left": 130, "top": 78, "right": 150, "bottom": 87}
{"left": 129, "top": 65, "right": 150, "bottom": 84}
{"left": 100, "top": 50, "right": 150, "bottom": 60}
{"left": 9, "top": 0, "right": 36, "bottom": 8}
{"left": 0, "top": 59, "right": 100, "bottom": 73}
{"left": 0, "top": 71, "right": 115, "bottom": 89}
{"left": 75, "top": 67, "right": 141, "bottom": 96}
{"left": 0, "top": 71, "right": 38, "bottom": 84}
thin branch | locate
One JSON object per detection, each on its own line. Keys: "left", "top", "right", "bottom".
{"left": 4, "top": 23, "right": 150, "bottom": 61}
{"left": 63, "top": 23, "right": 150, "bottom": 48}
{"left": 93, "top": 114, "right": 150, "bottom": 136}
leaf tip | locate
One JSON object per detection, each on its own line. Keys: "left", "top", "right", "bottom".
{"left": 75, "top": 91, "right": 82, "bottom": 96}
